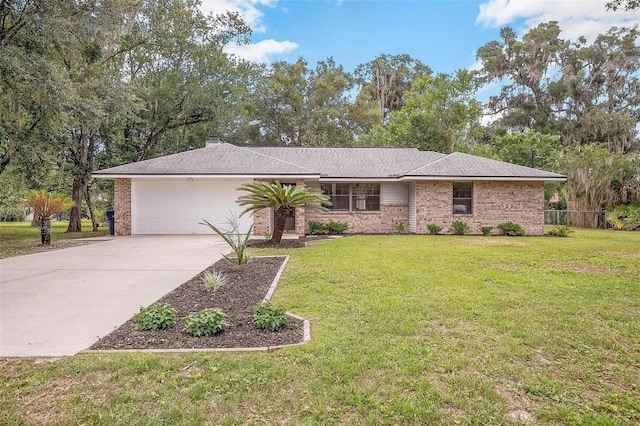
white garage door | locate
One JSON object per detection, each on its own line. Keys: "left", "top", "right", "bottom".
{"left": 131, "top": 178, "right": 253, "bottom": 234}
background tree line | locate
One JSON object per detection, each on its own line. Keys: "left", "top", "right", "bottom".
{"left": 1, "top": 0, "right": 638, "bottom": 230}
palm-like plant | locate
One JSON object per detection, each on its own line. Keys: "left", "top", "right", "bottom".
{"left": 237, "top": 181, "right": 331, "bottom": 244}
{"left": 25, "top": 190, "right": 75, "bottom": 245}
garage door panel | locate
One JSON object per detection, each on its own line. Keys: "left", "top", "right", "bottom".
{"left": 131, "top": 179, "right": 252, "bottom": 235}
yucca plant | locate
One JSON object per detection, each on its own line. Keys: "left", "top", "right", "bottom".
{"left": 24, "top": 190, "right": 75, "bottom": 245}
{"left": 236, "top": 180, "right": 331, "bottom": 244}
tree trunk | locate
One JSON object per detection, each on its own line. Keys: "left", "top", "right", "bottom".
{"left": 85, "top": 183, "right": 98, "bottom": 231}
{"left": 40, "top": 215, "right": 52, "bottom": 245}
{"left": 271, "top": 207, "right": 289, "bottom": 244}
{"left": 67, "top": 176, "right": 85, "bottom": 232}
{"left": 66, "top": 128, "right": 95, "bottom": 233}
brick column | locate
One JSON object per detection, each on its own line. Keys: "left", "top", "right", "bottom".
{"left": 113, "top": 178, "right": 132, "bottom": 235}
{"left": 295, "top": 179, "right": 306, "bottom": 236}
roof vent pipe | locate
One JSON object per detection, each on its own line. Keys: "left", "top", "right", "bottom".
{"left": 205, "top": 136, "right": 222, "bottom": 147}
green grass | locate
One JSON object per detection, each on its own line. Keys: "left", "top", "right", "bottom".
{"left": 1, "top": 229, "right": 639, "bottom": 424}
{"left": 0, "top": 221, "right": 109, "bottom": 257}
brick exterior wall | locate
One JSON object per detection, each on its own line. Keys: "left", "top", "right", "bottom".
{"left": 252, "top": 209, "right": 270, "bottom": 236}
{"left": 415, "top": 180, "right": 545, "bottom": 235}
{"left": 113, "top": 177, "right": 544, "bottom": 236}
{"left": 113, "top": 178, "right": 132, "bottom": 236}
{"left": 306, "top": 203, "right": 409, "bottom": 234}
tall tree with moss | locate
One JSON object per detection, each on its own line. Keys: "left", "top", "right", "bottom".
{"left": 476, "top": 22, "right": 640, "bottom": 152}
{"left": 353, "top": 53, "right": 432, "bottom": 123}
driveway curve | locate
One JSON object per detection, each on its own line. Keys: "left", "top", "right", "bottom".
{"left": 0, "top": 235, "right": 227, "bottom": 357}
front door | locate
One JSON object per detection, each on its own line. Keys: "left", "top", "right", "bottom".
{"left": 284, "top": 207, "right": 296, "bottom": 232}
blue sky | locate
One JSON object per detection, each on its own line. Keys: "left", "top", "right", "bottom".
{"left": 201, "top": 0, "right": 640, "bottom": 74}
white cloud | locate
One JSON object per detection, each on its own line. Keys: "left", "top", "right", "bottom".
{"left": 225, "top": 39, "right": 298, "bottom": 63}
{"left": 200, "top": 0, "right": 298, "bottom": 63}
{"left": 200, "top": 0, "right": 277, "bottom": 33}
{"left": 476, "top": 0, "right": 640, "bottom": 41}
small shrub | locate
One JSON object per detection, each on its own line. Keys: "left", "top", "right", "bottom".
{"left": 427, "top": 224, "right": 442, "bottom": 235}
{"left": 253, "top": 301, "right": 287, "bottom": 332}
{"left": 201, "top": 270, "right": 228, "bottom": 291}
{"left": 450, "top": 220, "right": 469, "bottom": 235}
{"left": 308, "top": 220, "right": 328, "bottom": 235}
{"left": 326, "top": 221, "right": 348, "bottom": 234}
{"left": 393, "top": 222, "right": 407, "bottom": 233}
{"left": 200, "top": 213, "right": 252, "bottom": 265}
{"left": 606, "top": 204, "right": 640, "bottom": 230}
{"left": 498, "top": 222, "right": 526, "bottom": 236}
{"left": 134, "top": 303, "right": 176, "bottom": 331}
{"left": 480, "top": 226, "right": 493, "bottom": 236}
{"left": 546, "top": 225, "right": 574, "bottom": 237}
{"left": 183, "top": 308, "right": 228, "bottom": 336}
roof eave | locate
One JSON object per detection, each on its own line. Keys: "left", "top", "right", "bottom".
{"left": 401, "top": 175, "right": 566, "bottom": 182}
{"left": 92, "top": 173, "right": 322, "bottom": 180}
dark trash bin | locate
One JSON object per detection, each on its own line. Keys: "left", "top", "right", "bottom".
{"left": 106, "top": 208, "right": 114, "bottom": 236}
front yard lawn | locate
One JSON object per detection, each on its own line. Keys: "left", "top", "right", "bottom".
{"left": 0, "top": 221, "right": 109, "bottom": 257}
{"left": 1, "top": 229, "right": 639, "bottom": 424}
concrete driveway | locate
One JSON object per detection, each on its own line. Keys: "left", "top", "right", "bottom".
{"left": 0, "top": 236, "right": 228, "bottom": 357}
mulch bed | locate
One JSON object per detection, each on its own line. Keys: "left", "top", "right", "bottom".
{"left": 88, "top": 256, "right": 304, "bottom": 351}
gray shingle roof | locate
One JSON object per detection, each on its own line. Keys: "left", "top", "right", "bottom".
{"left": 250, "top": 147, "right": 446, "bottom": 178}
{"left": 93, "top": 143, "right": 319, "bottom": 176}
{"left": 94, "top": 142, "right": 565, "bottom": 181}
{"left": 405, "top": 152, "right": 566, "bottom": 179}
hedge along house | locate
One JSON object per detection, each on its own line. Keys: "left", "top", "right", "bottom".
{"left": 93, "top": 138, "right": 566, "bottom": 236}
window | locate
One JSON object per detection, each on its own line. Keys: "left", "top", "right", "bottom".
{"left": 453, "top": 182, "right": 473, "bottom": 214}
{"left": 321, "top": 183, "right": 380, "bottom": 211}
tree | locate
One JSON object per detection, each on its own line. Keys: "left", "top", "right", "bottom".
{"left": 362, "top": 70, "right": 481, "bottom": 153}
{"left": 354, "top": 53, "right": 432, "bottom": 122}
{"left": 476, "top": 22, "right": 567, "bottom": 133}
{"left": 107, "top": 1, "right": 252, "bottom": 162}
{"left": 487, "top": 131, "right": 561, "bottom": 170}
{"left": 557, "top": 27, "right": 640, "bottom": 153}
{"left": 557, "top": 144, "right": 637, "bottom": 227}
{"left": 248, "top": 58, "right": 371, "bottom": 147}
{"left": 25, "top": 190, "right": 75, "bottom": 245}
{"left": 476, "top": 22, "right": 640, "bottom": 153}
{"left": 0, "top": 0, "right": 71, "bottom": 174}
{"left": 236, "top": 181, "right": 330, "bottom": 244}
{"left": 606, "top": 0, "right": 640, "bottom": 10}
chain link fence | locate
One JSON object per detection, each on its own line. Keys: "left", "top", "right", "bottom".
{"left": 545, "top": 210, "right": 608, "bottom": 229}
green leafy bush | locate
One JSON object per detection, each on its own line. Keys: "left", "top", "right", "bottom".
{"left": 253, "top": 301, "right": 288, "bottom": 332}
{"left": 546, "top": 225, "right": 574, "bottom": 237}
{"left": 427, "top": 224, "right": 442, "bottom": 235}
{"left": 606, "top": 204, "right": 640, "bottom": 230}
{"left": 498, "top": 222, "right": 526, "bottom": 236}
{"left": 480, "top": 226, "right": 493, "bottom": 236}
{"left": 183, "top": 308, "right": 229, "bottom": 336}
{"left": 134, "top": 303, "right": 176, "bottom": 331}
{"left": 393, "top": 222, "right": 407, "bottom": 233}
{"left": 326, "top": 221, "right": 348, "bottom": 234}
{"left": 308, "top": 220, "right": 328, "bottom": 235}
{"left": 308, "top": 221, "right": 348, "bottom": 235}
{"left": 201, "top": 270, "right": 228, "bottom": 291}
{"left": 450, "top": 220, "right": 469, "bottom": 235}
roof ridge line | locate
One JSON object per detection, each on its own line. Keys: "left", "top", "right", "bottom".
{"left": 226, "top": 143, "right": 319, "bottom": 174}
{"left": 403, "top": 152, "right": 450, "bottom": 175}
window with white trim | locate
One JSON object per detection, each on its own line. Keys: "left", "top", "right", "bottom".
{"left": 453, "top": 182, "right": 473, "bottom": 214}
{"left": 321, "top": 183, "right": 380, "bottom": 211}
